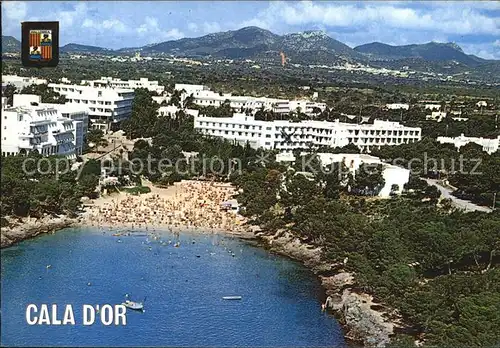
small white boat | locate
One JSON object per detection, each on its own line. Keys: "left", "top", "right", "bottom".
{"left": 222, "top": 296, "right": 242, "bottom": 300}
{"left": 122, "top": 300, "right": 144, "bottom": 311}
{"left": 122, "top": 294, "right": 145, "bottom": 311}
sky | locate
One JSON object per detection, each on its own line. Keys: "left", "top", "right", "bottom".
{"left": 2, "top": 1, "right": 499, "bottom": 59}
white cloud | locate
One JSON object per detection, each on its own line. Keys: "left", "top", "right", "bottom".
{"left": 2, "top": 1, "right": 27, "bottom": 21}
{"left": 82, "top": 19, "right": 96, "bottom": 29}
{"left": 102, "top": 19, "right": 127, "bottom": 32}
{"left": 1, "top": 1, "right": 28, "bottom": 32}
{"left": 239, "top": 18, "right": 272, "bottom": 30}
{"left": 461, "top": 42, "right": 500, "bottom": 60}
{"left": 187, "top": 21, "right": 222, "bottom": 35}
{"left": 188, "top": 22, "right": 198, "bottom": 32}
{"left": 82, "top": 18, "right": 128, "bottom": 33}
{"left": 202, "top": 22, "right": 221, "bottom": 34}
{"left": 418, "top": 1, "right": 500, "bottom": 11}
{"left": 136, "top": 17, "right": 184, "bottom": 41}
{"left": 57, "top": 2, "right": 88, "bottom": 27}
{"left": 243, "top": 1, "right": 500, "bottom": 36}
{"left": 163, "top": 28, "right": 184, "bottom": 40}
{"left": 137, "top": 17, "right": 159, "bottom": 34}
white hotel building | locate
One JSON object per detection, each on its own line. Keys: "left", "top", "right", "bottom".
{"left": 276, "top": 152, "right": 410, "bottom": 198}
{"left": 1, "top": 75, "right": 48, "bottom": 90}
{"left": 82, "top": 77, "right": 165, "bottom": 94}
{"left": 437, "top": 134, "right": 500, "bottom": 154}
{"left": 194, "top": 113, "right": 421, "bottom": 152}
{"left": 386, "top": 103, "right": 410, "bottom": 110}
{"left": 48, "top": 84, "right": 134, "bottom": 131}
{"left": 1, "top": 104, "right": 83, "bottom": 159}
{"left": 175, "top": 84, "right": 327, "bottom": 117}
{"left": 12, "top": 94, "right": 89, "bottom": 153}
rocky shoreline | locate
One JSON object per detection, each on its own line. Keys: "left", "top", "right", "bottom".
{"left": 1, "top": 214, "right": 401, "bottom": 347}
{"left": 0, "top": 215, "right": 80, "bottom": 249}
{"left": 254, "top": 228, "right": 403, "bottom": 348}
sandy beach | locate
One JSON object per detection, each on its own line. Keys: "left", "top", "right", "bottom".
{"left": 79, "top": 180, "right": 252, "bottom": 237}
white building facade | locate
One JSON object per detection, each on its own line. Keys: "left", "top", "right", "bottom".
{"left": 48, "top": 83, "right": 134, "bottom": 131}
{"left": 437, "top": 134, "right": 500, "bottom": 154}
{"left": 82, "top": 77, "right": 165, "bottom": 94}
{"left": 1, "top": 75, "right": 48, "bottom": 90}
{"left": 194, "top": 113, "right": 421, "bottom": 152}
{"left": 12, "top": 94, "right": 89, "bottom": 154}
{"left": 426, "top": 111, "right": 447, "bottom": 122}
{"left": 386, "top": 103, "right": 409, "bottom": 110}
{"left": 1, "top": 105, "right": 83, "bottom": 158}
{"left": 276, "top": 152, "right": 410, "bottom": 198}
{"left": 176, "top": 84, "right": 326, "bottom": 117}
{"left": 174, "top": 84, "right": 209, "bottom": 96}
{"left": 157, "top": 105, "right": 199, "bottom": 118}
{"left": 424, "top": 104, "right": 441, "bottom": 111}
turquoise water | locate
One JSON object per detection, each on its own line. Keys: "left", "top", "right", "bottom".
{"left": 1, "top": 228, "right": 346, "bottom": 347}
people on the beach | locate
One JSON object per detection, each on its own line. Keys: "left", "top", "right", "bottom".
{"left": 85, "top": 181, "right": 245, "bottom": 234}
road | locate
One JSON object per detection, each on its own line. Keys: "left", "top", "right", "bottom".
{"left": 425, "top": 179, "right": 492, "bottom": 213}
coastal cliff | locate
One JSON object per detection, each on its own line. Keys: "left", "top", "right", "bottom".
{"left": 256, "top": 229, "right": 399, "bottom": 348}
{"left": 1, "top": 215, "right": 79, "bottom": 248}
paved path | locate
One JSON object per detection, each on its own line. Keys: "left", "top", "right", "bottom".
{"left": 425, "top": 179, "right": 492, "bottom": 213}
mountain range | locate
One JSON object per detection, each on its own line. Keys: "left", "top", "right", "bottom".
{"left": 2, "top": 36, "right": 21, "bottom": 52}
{"left": 2, "top": 27, "right": 497, "bottom": 68}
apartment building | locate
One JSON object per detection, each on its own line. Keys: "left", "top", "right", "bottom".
{"left": 1, "top": 75, "right": 47, "bottom": 90}
{"left": 437, "top": 134, "right": 500, "bottom": 154}
{"left": 1, "top": 105, "right": 83, "bottom": 158}
{"left": 82, "top": 77, "right": 165, "bottom": 94}
{"left": 424, "top": 104, "right": 441, "bottom": 111}
{"left": 386, "top": 103, "right": 409, "bottom": 110}
{"left": 176, "top": 84, "right": 326, "bottom": 117}
{"left": 152, "top": 95, "right": 172, "bottom": 105}
{"left": 426, "top": 111, "right": 447, "bottom": 122}
{"left": 12, "top": 94, "right": 89, "bottom": 153}
{"left": 274, "top": 100, "right": 326, "bottom": 115}
{"left": 157, "top": 105, "right": 199, "bottom": 118}
{"left": 174, "top": 84, "right": 209, "bottom": 96}
{"left": 194, "top": 113, "right": 421, "bottom": 152}
{"left": 48, "top": 83, "right": 134, "bottom": 131}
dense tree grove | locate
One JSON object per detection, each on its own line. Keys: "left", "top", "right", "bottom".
{"left": 371, "top": 139, "right": 500, "bottom": 208}
{"left": 1, "top": 155, "right": 100, "bottom": 221}
{"left": 19, "top": 84, "right": 66, "bottom": 104}
{"left": 2, "top": 84, "right": 16, "bottom": 105}
{"left": 231, "top": 157, "right": 500, "bottom": 347}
